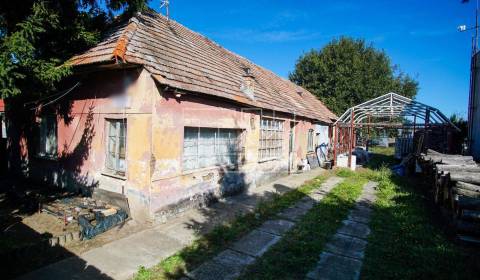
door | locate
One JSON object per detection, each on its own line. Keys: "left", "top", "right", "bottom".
{"left": 288, "top": 121, "right": 297, "bottom": 173}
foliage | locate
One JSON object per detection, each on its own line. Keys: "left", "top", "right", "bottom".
{"left": 450, "top": 113, "right": 468, "bottom": 139}
{"left": 289, "top": 37, "right": 419, "bottom": 115}
{"left": 0, "top": 0, "right": 150, "bottom": 99}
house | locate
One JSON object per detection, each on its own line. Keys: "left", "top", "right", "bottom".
{"left": 8, "top": 11, "right": 336, "bottom": 221}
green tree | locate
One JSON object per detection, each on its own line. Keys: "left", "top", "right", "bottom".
{"left": 289, "top": 37, "right": 418, "bottom": 115}
{"left": 0, "top": 0, "right": 150, "bottom": 99}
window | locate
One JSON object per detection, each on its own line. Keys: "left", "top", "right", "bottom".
{"left": 37, "top": 115, "right": 57, "bottom": 157}
{"left": 0, "top": 113, "right": 6, "bottom": 139}
{"left": 259, "top": 118, "right": 284, "bottom": 161}
{"left": 307, "top": 129, "right": 315, "bottom": 152}
{"left": 183, "top": 127, "right": 242, "bottom": 171}
{"left": 106, "top": 119, "right": 127, "bottom": 175}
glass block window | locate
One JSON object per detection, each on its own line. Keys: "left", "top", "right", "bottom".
{"left": 37, "top": 115, "right": 57, "bottom": 157}
{"left": 259, "top": 118, "right": 284, "bottom": 161}
{"left": 183, "top": 127, "right": 242, "bottom": 171}
{"left": 307, "top": 129, "right": 315, "bottom": 152}
{"left": 106, "top": 119, "right": 127, "bottom": 175}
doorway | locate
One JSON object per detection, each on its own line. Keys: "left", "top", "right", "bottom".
{"left": 288, "top": 121, "right": 297, "bottom": 174}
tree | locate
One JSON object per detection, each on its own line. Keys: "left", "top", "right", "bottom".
{"left": 0, "top": 0, "right": 150, "bottom": 99}
{"left": 289, "top": 37, "right": 419, "bottom": 115}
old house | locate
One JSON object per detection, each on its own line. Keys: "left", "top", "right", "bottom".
{"left": 10, "top": 12, "right": 336, "bottom": 221}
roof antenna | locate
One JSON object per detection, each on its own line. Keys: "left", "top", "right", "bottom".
{"left": 160, "top": 0, "right": 170, "bottom": 21}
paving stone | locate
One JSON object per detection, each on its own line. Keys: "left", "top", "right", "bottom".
{"left": 347, "top": 208, "right": 372, "bottom": 224}
{"left": 337, "top": 220, "right": 371, "bottom": 239}
{"left": 295, "top": 199, "right": 316, "bottom": 210}
{"left": 229, "top": 230, "right": 280, "bottom": 257}
{"left": 307, "top": 192, "right": 325, "bottom": 201}
{"left": 187, "top": 249, "right": 254, "bottom": 280}
{"left": 257, "top": 219, "right": 295, "bottom": 236}
{"left": 306, "top": 252, "right": 362, "bottom": 280}
{"left": 324, "top": 233, "right": 368, "bottom": 260}
{"left": 277, "top": 205, "right": 310, "bottom": 221}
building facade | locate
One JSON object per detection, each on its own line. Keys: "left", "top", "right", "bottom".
{"left": 8, "top": 12, "right": 336, "bottom": 221}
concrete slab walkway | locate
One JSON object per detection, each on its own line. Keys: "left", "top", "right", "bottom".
{"left": 17, "top": 169, "right": 327, "bottom": 280}
{"left": 184, "top": 176, "right": 345, "bottom": 280}
{"left": 306, "top": 181, "right": 378, "bottom": 280}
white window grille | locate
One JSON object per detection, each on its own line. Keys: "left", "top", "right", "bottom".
{"left": 37, "top": 115, "right": 57, "bottom": 158}
{"left": 0, "top": 113, "right": 6, "bottom": 139}
{"left": 307, "top": 129, "right": 315, "bottom": 152}
{"left": 259, "top": 118, "right": 284, "bottom": 161}
{"left": 106, "top": 119, "right": 127, "bottom": 175}
{"left": 183, "top": 127, "right": 243, "bottom": 171}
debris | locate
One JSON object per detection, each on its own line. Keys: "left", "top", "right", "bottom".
{"left": 79, "top": 209, "right": 128, "bottom": 239}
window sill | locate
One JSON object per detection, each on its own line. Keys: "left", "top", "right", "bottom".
{"left": 33, "top": 154, "right": 58, "bottom": 161}
{"left": 258, "top": 157, "right": 281, "bottom": 163}
{"left": 101, "top": 171, "right": 127, "bottom": 181}
{"left": 182, "top": 164, "right": 239, "bottom": 175}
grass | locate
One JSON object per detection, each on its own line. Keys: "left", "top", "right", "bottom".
{"left": 134, "top": 173, "right": 331, "bottom": 280}
{"left": 239, "top": 173, "right": 366, "bottom": 279}
{"left": 360, "top": 159, "right": 480, "bottom": 279}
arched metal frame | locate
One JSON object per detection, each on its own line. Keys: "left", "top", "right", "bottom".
{"left": 332, "top": 92, "right": 459, "bottom": 167}
{"left": 334, "top": 92, "right": 458, "bottom": 129}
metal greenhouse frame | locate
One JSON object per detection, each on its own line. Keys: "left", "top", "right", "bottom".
{"left": 332, "top": 92, "right": 459, "bottom": 167}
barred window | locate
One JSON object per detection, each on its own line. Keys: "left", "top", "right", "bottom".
{"left": 183, "top": 127, "right": 242, "bottom": 171}
{"left": 259, "top": 118, "right": 284, "bottom": 161}
{"left": 106, "top": 119, "right": 127, "bottom": 175}
{"left": 307, "top": 129, "right": 315, "bottom": 152}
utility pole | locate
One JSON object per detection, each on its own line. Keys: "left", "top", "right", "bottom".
{"left": 459, "top": 0, "right": 479, "bottom": 154}
{"left": 160, "top": 0, "right": 170, "bottom": 20}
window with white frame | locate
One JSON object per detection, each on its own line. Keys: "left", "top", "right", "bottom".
{"left": 106, "top": 119, "right": 127, "bottom": 175}
{"left": 183, "top": 127, "right": 242, "bottom": 171}
{"left": 37, "top": 115, "right": 57, "bottom": 157}
{"left": 0, "top": 113, "right": 6, "bottom": 139}
{"left": 259, "top": 118, "right": 284, "bottom": 161}
{"left": 307, "top": 129, "right": 315, "bottom": 152}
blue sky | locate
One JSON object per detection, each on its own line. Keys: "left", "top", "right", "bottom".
{"left": 147, "top": 0, "right": 476, "bottom": 118}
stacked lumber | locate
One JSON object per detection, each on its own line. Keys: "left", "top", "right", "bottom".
{"left": 420, "top": 149, "right": 480, "bottom": 245}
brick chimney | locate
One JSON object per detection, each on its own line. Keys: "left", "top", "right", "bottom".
{"left": 240, "top": 67, "right": 255, "bottom": 100}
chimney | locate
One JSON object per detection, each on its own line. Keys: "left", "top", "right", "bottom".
{"left": 240, "top": 67, "right": 255, "bottom": 100}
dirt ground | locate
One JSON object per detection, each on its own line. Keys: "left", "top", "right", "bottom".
{"left": 0, "top": 177, "right": 151, "bottom": 278}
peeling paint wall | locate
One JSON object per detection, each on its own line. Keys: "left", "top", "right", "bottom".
{"left": 149, "top": 75, "right": 317, "bottom": 221}
{"left": 25, "top": 68, "right": 154, "bottom": 221}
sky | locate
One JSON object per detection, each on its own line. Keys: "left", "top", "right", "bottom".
{"left": 146, "top": 0, "right": 477, "bottom": 118}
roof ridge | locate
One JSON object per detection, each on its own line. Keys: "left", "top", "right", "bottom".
{"left": 112, "top": 17, "right": 140, "bottom": 62}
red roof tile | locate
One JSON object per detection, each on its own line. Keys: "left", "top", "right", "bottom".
{"left": 70, "top": 11, "right": 336, "bottom": 123}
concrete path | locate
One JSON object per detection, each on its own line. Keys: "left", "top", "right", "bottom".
{"left": 306, "top": 181, "right": 378, "bottom": 280}
{"left": 17, "top": 169, "right": 327, "bottom": 280}
{"left": 184, "top": 176, "right": 345, "bottom": 280}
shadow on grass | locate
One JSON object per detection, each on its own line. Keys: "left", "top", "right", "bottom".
{"left": 358, "top": 151, "right": 480, "bottom": 279}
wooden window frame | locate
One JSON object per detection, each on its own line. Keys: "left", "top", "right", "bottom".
{"left": 105, "top": 118, "right": 127, "bottom": 176}
{"left": 258, "top": 117, "right": 284, "bottom": 162}
{"left": 182, "top": 127, "right": 244, "bottom": 172}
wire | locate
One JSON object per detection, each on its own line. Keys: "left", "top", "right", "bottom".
{"left": 29, "top": 82, "right": 81, "bottom": 111}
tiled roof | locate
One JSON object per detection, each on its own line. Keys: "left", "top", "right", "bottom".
{"left": 70, "top": 11, "right": 336, "bottom": 123}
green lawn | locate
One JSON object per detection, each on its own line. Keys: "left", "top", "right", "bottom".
{"left": 361, "top": 148, "right": 480, "bottom": 279}
{"left": 136, "top": 147, "right": 480, "bottom": 280}
{"left": 134, "top": 173, "right": 331, "bottom": 280}
{"left": 239, "top": 174, "right": 366, "bottom": 279}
